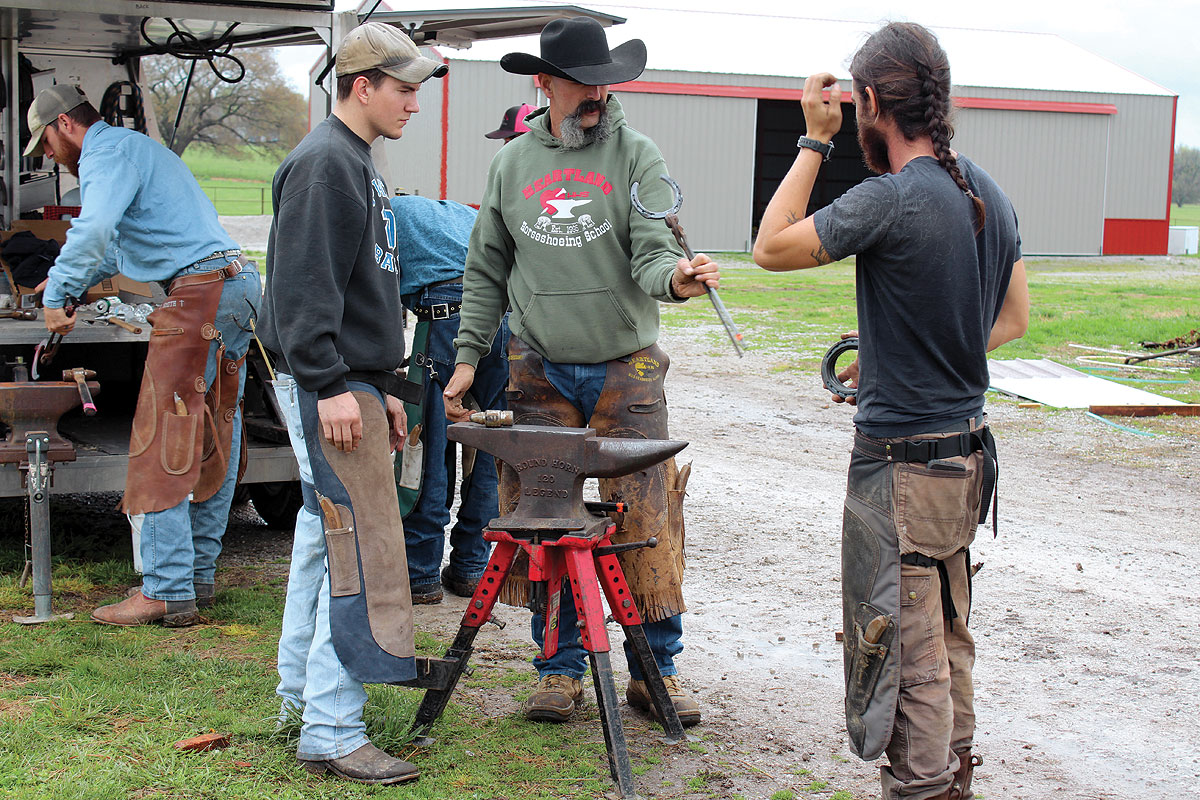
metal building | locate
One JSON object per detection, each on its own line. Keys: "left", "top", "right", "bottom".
{"left": 318, "top": 7, "right": 1177, "bottom": 256}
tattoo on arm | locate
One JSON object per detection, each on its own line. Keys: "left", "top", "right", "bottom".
{"left": 810, "top": 242, "right": 833, "bottom": 265}
{"left": 785, "top": 210, "right": 801, "bottom": 226}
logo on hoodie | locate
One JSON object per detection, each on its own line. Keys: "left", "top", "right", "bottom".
{"left": 519, "top": 167, "right": 614, "bottom": 248}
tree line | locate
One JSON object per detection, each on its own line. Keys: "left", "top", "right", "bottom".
{"left": 1174, "top": 145, "right": 1200, "bottom": 207}
{"left": 145, "top": 48, "right": 307, "bottom": 158}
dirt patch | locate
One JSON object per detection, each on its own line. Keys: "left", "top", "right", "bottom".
{"left": 405, "top": 325, "right": 1200, "bottom": 799}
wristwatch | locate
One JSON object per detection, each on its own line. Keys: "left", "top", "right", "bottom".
{"left": 797, "top": 136, "right": 834, "bottom": 162}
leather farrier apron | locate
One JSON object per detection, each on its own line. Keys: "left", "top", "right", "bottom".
{"left": 497, "top": 336, "right": 689, "bottom": 623}
{"left": 120, "top": 260, "right": 247, "bottom": 514}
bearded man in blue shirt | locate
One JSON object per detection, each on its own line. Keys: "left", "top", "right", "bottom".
{"left": 26, "top": 84, "right": 261, "bottom": 627}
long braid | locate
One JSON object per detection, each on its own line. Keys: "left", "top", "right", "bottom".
{"left": 851, "top": 22, "right": 987, "bottom": 234}
{"left": 916, "top": 60, "right": 986, "bottom": 233}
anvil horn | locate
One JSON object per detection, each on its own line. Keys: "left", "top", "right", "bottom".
{"left": 584, "top": 437, "right": 687, "bottom": 477}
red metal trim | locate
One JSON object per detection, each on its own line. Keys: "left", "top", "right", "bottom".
{"left": 610, "top": 79, "right": 809, "bottom": 101}
{"left": 1167, "top": 96, "right": 1178, "bottom": 222}
{"left": 609, "top": 80, "right": 1119, "bottom": 115}
{"left": 953, "top": 97, "right": 1117, "bottom": 114}
{"left": 439, "top": 56, "right": 450, "bottom": 200}
{"left": 1102, "top": 218, "right": 1169, "bottom": 255}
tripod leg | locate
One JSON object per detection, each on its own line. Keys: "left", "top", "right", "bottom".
{"left": 410, "top": 539, "right": 519, "bottom": 738}
{"left": 594, "top": 546, "right": 686, "bottom": 741}
{"left": 589, "top": 649, "right": 638, "bottom": 798}
{"left": 622, "top": 623, "right": 686, "bottom": 742}
{"left": 562, "top": 546, "right": 639, "bottom": 795}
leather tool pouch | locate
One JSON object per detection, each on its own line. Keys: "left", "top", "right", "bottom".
{"left": 194, "top": 352, "right": 247, "bottom": 502}
{"left": 120, "top": 277, "right": 224, "bottom": 515}
{"left": 846, "top": 602, "right": 896, "bottom": 717}
{"left": 324, "top": 503, "right": 360, "bottom": 597}
{"left": 895, "top": 451, "right": 983, "bottom": 560}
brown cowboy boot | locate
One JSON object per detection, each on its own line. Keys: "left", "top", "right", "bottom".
{"left": 126, "top": 582, "right": 215, "bottom": 609}
{"left": 298, "top": 742, "right": 419, "bottom": 785}
{"left": 626, "top": 674, "right": 702, "bottom": 727}
{"left": 93, "top": 592, "right": 200, "bottom": 627}
{"left": 949, "top": 748, "right": 982, "bottom": 799}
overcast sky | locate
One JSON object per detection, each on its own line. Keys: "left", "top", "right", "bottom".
{"left": 277, "top": 0, "right": 1198, "bottom": 148}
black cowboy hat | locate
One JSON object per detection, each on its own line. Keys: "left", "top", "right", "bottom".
{"left": 501, "top": 17, "right": 646, "bottom": 86}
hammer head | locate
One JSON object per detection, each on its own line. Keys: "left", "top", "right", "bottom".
{"left": 62, "top": 368, "right": 97, "bottom": 381}
{"left": 448, "top": 423, "right": 687, "bottom": 532}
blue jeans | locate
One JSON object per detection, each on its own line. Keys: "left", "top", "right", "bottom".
{"left": 137, "top": 260, "right": 260, "bottom": 601}
{"left": 530, "top": 359, "right": 684, "bottom": 682}
{"left": 274, "top": 373, "right": 385, "bottom": 759}
{"left": 402, "top": 283, "right": 509, "bottom": 589}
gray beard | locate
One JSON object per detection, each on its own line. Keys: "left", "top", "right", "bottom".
{"left": 559, "top": 105, "right": 612, "bottom": 150}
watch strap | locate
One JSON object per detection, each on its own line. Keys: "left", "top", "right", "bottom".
{"left": 797, "top": 135, "right": 834, "bottom": 161}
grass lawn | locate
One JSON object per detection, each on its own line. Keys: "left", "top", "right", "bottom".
{"left": 660, "top": 253, "right": 1200, "bottom": 404}
{"left": 1170, "top": 202, "right": 1200, "bottom": 228}
{"left": 183, "top": 146, "right": 283, "bottom": 216}
{"left": 0, "top": 555, "right": 645, "bottom": 799}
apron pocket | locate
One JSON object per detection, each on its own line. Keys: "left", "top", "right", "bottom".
{"left": 159, "top": 412, "right": 198, "bottom": 475}
{"left": 895, "top": 458, "right": 980, "bottom": 559}
{"left": 325, "top": 527, "right": 361, "bottom": 597}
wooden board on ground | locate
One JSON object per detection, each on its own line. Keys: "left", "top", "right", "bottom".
{"left": 1089, "top": 405, "right": 1200, "bottom": 417}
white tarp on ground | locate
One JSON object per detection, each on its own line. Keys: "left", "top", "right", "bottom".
{"left": 988, "top": 358, "right": 1185, "bottom": 409}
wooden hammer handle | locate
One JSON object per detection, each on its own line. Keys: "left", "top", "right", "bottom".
{"left": 105, "top": 317, "right": 143, "bottom": 334}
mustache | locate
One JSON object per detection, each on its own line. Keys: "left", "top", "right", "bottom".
{"left": 570, "top": 99, "right": 605, "bottom": 118}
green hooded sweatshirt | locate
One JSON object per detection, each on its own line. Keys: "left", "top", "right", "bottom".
{"left": 454, "top": 95, "right": 685, "bottom": 367}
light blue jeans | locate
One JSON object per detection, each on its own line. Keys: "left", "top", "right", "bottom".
{"left": 273, "top": 372, "right": 379, "bottom": 759}
{"left": 137, "top": 261, "right": 259, "bottom": 600}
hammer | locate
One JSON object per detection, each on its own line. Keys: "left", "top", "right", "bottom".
{"left": 630, "top": 175, "right": 746, "bottom": 357}
{"left": 94, "top": 315, "right": 143, "bottom": 334}
{"left": 62, "top": 368, "right": 98, "bottom": 416}
{"left": 0, "top": 309, "right": 37, "bottom": 320}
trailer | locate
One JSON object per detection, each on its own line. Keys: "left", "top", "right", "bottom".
{"left": 0, "top": 0, "right": 619, "bottom": 620}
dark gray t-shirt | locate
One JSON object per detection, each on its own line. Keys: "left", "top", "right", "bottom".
{"left": 814, "top": 155, "right": 1021, "bottom": 437}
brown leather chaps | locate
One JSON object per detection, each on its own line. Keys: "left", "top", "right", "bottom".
{"left": 497, "top": 336, "right": 689, "bottom": 623}
{"left": 120, "top": 266, "right": 246, "bottom": 514}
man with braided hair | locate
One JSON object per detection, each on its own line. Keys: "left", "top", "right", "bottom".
{"left": 753, "top": 22, "right": 1028, "bottom": 800}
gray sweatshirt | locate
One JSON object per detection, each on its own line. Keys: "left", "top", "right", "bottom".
{"left": 259, "top": 116, "right": 404, "bottom": 398}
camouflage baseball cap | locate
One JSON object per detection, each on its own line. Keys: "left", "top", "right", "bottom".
{"left": 335, "top": 22, "right": 448, "bottom": 83}
{"left": 24, "top": 84, "right": 89, "bottom": 157}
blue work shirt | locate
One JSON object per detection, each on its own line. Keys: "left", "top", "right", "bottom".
{"left": 391, "top": 195, "right": 477, "bottom": 296}
{"left": 44, "top": 122, "right": 237, "bottom": 308}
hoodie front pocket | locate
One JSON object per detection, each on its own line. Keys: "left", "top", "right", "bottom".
{"left": 520, "top": 288, "right": 641, "bottom": 361}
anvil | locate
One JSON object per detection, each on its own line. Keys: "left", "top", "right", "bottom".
{"left": 447, "top": 423, "right": 687, "bottom": 537}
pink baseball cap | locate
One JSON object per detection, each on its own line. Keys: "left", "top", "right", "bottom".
{"left": 485, "top": 103, "right": 534, "bottom": 139}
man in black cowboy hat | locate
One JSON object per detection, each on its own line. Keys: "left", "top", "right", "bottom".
{"left": 444, "top": 16, "right": 718, "bottom": 728}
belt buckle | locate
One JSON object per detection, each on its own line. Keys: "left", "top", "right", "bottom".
{"left": 431, "top": 303, "right": 451, "bottom": 320}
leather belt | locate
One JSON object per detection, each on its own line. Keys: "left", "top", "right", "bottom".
{"left": 412, "top": 301, "right": 460, "bottom": 321}
{"left": 167, "top": 256, "right": 248, "bottom": 295}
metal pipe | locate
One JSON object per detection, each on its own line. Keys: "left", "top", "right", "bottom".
{"left": 15, "top": 433, "right": 72, "bottom": 624}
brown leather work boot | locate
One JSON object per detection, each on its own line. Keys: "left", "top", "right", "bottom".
{"left": 298, "top": 742, "right": 419, "bottom": 785}
{"left": 524, "top": 674, "right": 584, "bottom": 722}
{"left": 127, "top": 583, "right": 214, "bottom": 609}
{"left": 93, "top": 592, "right": 200, "bottom": 627}
{"left": 627, "top": 674, "right": 702, "bottom": 727}
{"left": 949, "top": 747, "right": 982, "bottom": 799}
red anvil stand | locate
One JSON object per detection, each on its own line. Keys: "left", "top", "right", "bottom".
{"left": 411, "top": 519, "right": 687, "bottom": 799}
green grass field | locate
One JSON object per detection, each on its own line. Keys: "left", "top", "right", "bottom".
{"left": 1170, "top": 202, "right": 1200, "bottom": 228}
{"left": 660, "top": 253, "right": 1200, "bottom": 403}
{"left": 183, "top": 146, "right": 280, "bottom": 216}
